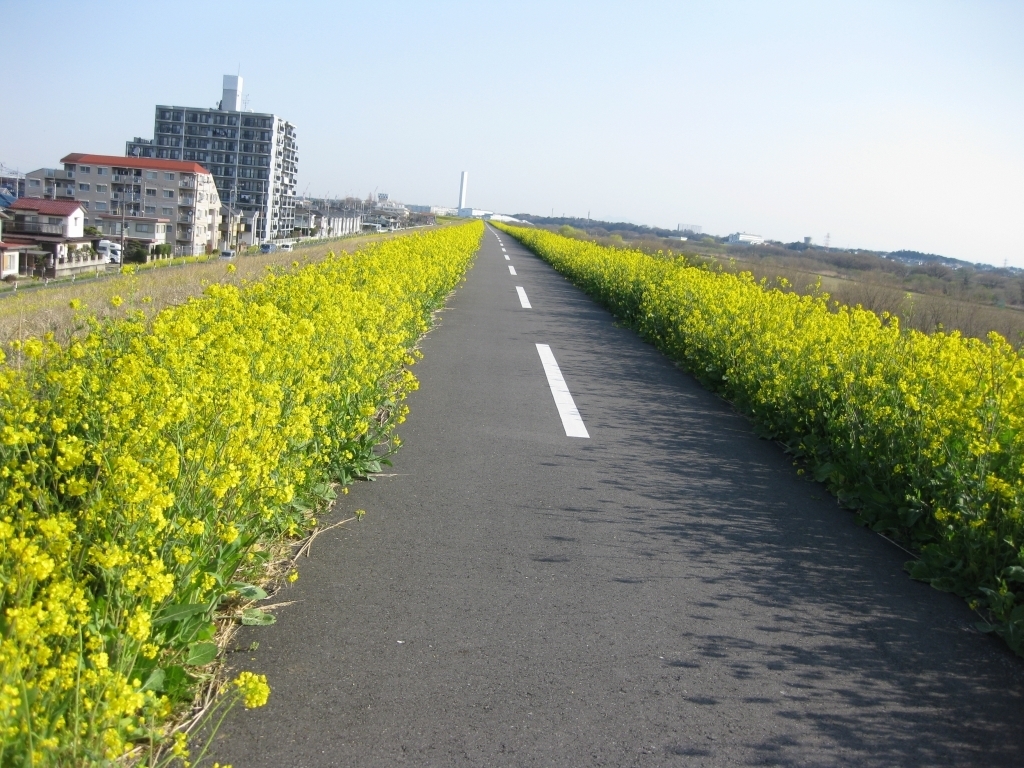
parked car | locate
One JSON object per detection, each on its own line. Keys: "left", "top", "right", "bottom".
{"left": 259, "top": 243, "right": 277, "bottom": 254}
{"left": 280, "top": 243, "right": 293, "bottom": 252}
{"left": 220, "top": 249, "right": 236, "bottom": 259}
{"left": 96, "top": 240, "right": 121, "bottom": 263}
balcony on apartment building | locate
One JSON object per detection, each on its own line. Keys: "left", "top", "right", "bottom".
{"left": 9, "top": 220, "right": 66, "bottom": 236}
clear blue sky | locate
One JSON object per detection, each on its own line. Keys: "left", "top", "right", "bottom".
{"left": 3, "top": 1, "right": 1022, "bottom": 264}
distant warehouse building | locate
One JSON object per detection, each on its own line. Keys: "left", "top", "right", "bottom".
{"left": 727, "top": 232, "right": 764, "bottom": 245}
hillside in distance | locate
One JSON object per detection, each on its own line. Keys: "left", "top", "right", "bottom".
{"left": 514, "top": 213, "right": 1024, "bottom": 343}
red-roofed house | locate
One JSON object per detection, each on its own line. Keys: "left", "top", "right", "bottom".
{"left": 25, "top": 153, "right": 221, "bottom": 257}
{"left": 4, "top": 198, "right": 103, "bottom": 278}
{"left": 0, "top": 210, "right": 26, "bottom": 279}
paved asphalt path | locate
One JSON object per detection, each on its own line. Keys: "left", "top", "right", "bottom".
{"left": 212, "top": 227, "right": 1024, "bottom": 767}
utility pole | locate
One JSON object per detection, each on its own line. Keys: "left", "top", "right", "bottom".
{"left": 119, "top": 172, "right": 129, "bottom": 263}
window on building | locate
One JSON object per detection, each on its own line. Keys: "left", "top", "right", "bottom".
{"left": 145, "top": 171, "right": 157, "bottom": 179}
{"left": 95, "top": 202, "right": 108, "bottom": 211}
{"left": 146, "top": 188, "right": 157, "bottom": 196}
{"left": 81, "top": 201, "right": 89, "bottom": 210}
{"left": 163, "top": 190, "right": 175, "bottom": 199}
{"left": 29, "top": 179, "right": 40, "bottom": 187}
{"left": 145, "top": 206, "right": 156, "bottom": 215}
{"left": 97, "top": 168, "right": 107, "bottom": 176}
{"left": 162, "top": 207, "right": 173, "bottom": 216}
{"left": 79, "top": 166, "right": 91, "bottom": 174}
{"left": 79, "top": 183, "right": 90, "bottom": 191}
{"left": 96, "top": 184, "right": 108, "bottom": 193}
{"left": 136, "top": 224, "right": 151, "bottom": 233}
{"left": 165, "top": 173, "right": 175, "bottom": 180}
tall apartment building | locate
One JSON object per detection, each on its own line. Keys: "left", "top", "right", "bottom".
{"left": 127, "top": 76, "right": 298, "bottom": 243}
{"left": 25, "top": 155, "right": 221, "bottom": 255}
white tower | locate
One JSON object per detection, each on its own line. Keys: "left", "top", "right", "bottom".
{"left": 222, "top": 75, "right": 243, "bottom": 111}
{"left": 458, "top": 171, "right": 468, "bottom": 209}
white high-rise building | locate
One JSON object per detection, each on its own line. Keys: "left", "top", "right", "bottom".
{"left": 127, "top": 76, "right": 298, "bottom": 242}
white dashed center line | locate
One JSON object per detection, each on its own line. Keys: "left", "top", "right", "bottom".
{"left": 535, "top": 344, "right": 589, "bottom": 438}
{"left": 516, "top": 286, "right": 531, "bottom": 308}
{"left": 505, "top": 254, "right": 510, "bottom": 260}
{"left": 508, "top": 265, "right": 517, "bottom": 275}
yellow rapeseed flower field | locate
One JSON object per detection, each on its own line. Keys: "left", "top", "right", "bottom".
{"left": 495, "top": 223, "right": 1024, "bottom": 657}
{"left": 0, "top": 221, "right": 482, "bottom": 765}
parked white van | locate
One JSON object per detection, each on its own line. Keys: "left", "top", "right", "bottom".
{"left": 96, "top": 240, "right": 122, "bottom": 264}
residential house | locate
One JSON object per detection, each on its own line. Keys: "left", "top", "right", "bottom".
{"left": 4, "top": 198, "right": 102, "bottom": 278}
{"left": 0, "top": 168, "right": 26, "bottom": 200}
{"left": 318, "top": 210, "right": 361, "bottom": 238}
{"left": 219, "top": 206, "right": 259, "bottom": 250}
{"left": 0, "top": 210, "right": 29, "bottom": 279}
{"left": 292, "top": 201, "right": 360, "bottom": 239}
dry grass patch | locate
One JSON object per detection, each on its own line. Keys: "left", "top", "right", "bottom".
{"left": 0, "top": 230, "right": 424, "bottom": 346}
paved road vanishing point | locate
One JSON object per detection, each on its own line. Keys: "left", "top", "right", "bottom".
{"left": 212, "top": 226, "right": 1024, "bottom": 767}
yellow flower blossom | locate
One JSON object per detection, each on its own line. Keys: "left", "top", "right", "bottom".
{"left": 0, "top": 222, "right": 482, "bottom": 763}
{"left": 495, "top": 220, "right": 1024, "bottom": 660}
{"left": 233, "top": 671, "right": 270, "bottom": 709}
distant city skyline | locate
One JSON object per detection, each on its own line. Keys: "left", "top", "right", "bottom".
{"left": 2, "top": 1, "right": 1021, "bottom": 266}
